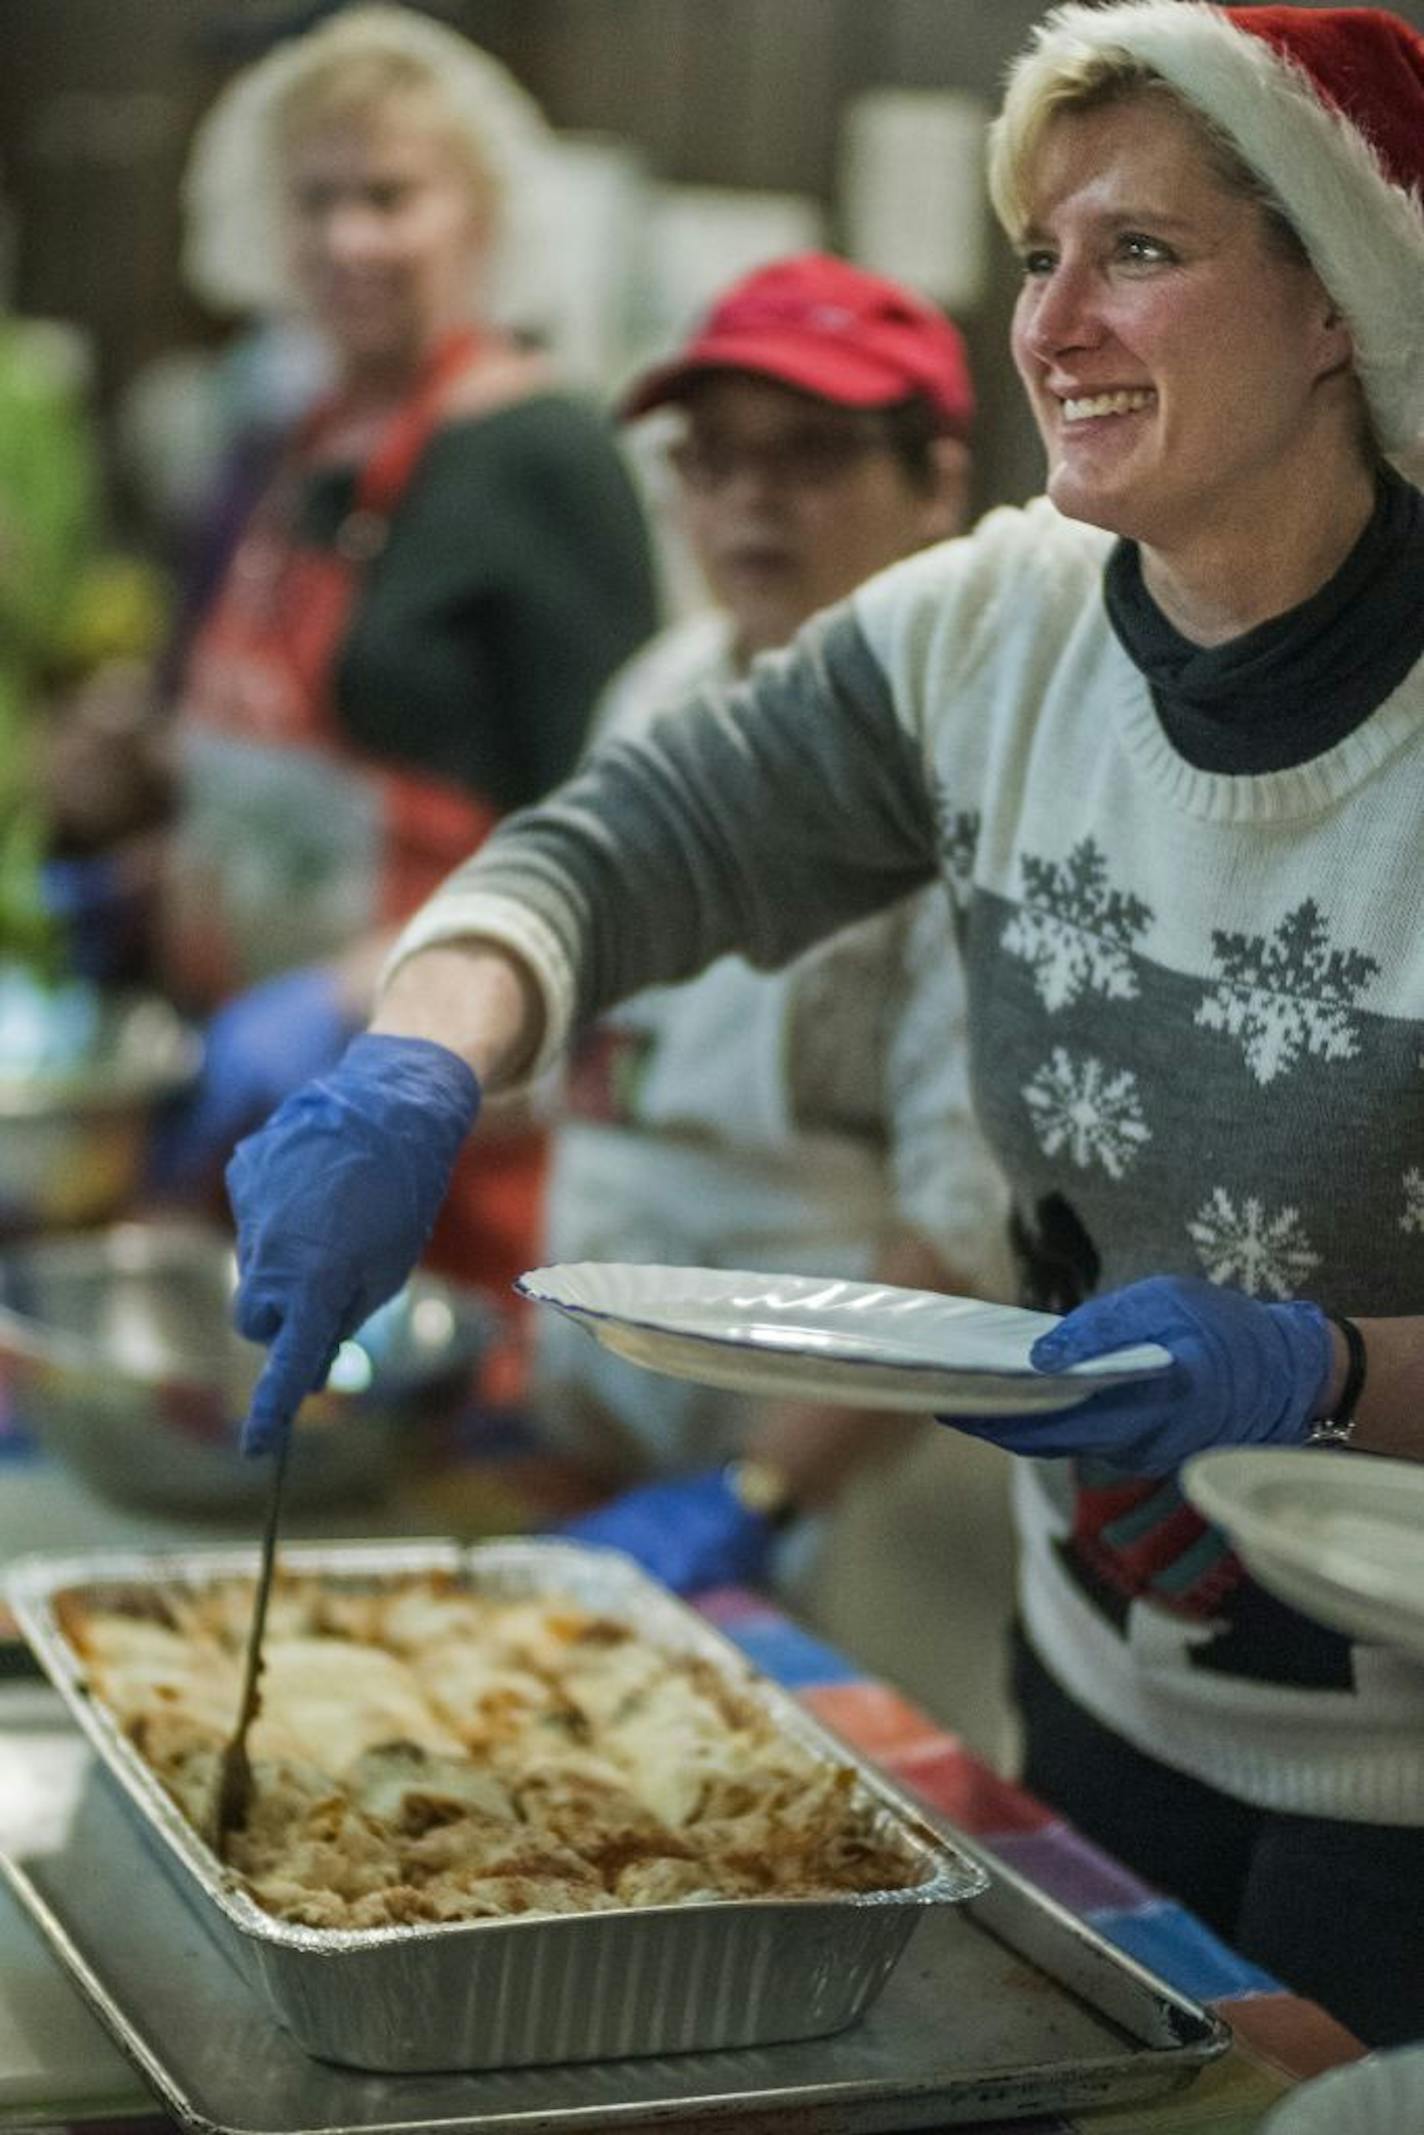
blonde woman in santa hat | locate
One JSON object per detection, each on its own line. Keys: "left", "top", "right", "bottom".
{"left": 219, "top": 3, "right": 1424, "bottom": 2038}
{"left": 146, "top": 4, "right": 656, "bottom": 1306}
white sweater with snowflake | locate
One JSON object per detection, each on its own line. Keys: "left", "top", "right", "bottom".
{"left": 396, "top": 496, "right": 1424, "bottom": 1822}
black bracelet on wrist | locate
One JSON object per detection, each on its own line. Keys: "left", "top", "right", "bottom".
{"left": 1308, "top": 1315, "right": 1367, "bottom": 1448}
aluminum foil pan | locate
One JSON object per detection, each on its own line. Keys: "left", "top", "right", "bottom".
{"left": 7, "top": 1538, "right": 987, "bottom": 2073}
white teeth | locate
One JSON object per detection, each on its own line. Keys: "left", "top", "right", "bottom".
{"left": 1061, "top": 389, "right": 1155, "bottom": 422}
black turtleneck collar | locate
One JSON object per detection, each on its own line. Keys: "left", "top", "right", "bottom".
{"left": 1104, "top": 467, "right": 1424, "bottom": 775}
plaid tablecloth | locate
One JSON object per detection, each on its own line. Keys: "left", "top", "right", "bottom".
{"left": 694, "top": 1586, "right": 1365, "bottom": 2134}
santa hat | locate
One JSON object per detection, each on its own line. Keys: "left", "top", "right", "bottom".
{"left": 999, "top": 5, "right": 1424, "bottom": 465}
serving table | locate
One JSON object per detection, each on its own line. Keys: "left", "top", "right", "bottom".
{"left": 0, "top": 1409, "right": 1364, "bottom": 2133}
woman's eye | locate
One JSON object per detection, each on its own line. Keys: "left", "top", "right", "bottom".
{"left": 1118, "top": 232, "right": 1174, "bottom": 265}
{"left": 1019, "top": 248, "right": 1056, "bottom": 279}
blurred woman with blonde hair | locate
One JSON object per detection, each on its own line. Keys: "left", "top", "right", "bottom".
{"left": 151, "top": 5, "right": 656, "bottom": 1305}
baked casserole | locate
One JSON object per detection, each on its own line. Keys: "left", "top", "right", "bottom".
{"left": 59, "top": 1571, "right": 922, "bottom": 1930}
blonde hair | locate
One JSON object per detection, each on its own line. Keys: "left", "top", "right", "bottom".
{"left": 183, "top": 5, "right": 553, "bottom": 321}
{"left": 271, "top": 47, "right": 497, "bottom": 228}
{"left": 988, "top": 40, "right": 1305, "bottom": 266}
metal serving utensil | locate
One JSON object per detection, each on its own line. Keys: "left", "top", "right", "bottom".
{"left": 211, "top": 1423, "right": 293, "bottom": 1856}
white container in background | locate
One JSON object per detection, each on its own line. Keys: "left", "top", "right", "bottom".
{"left": 840, "top": 88, "right": 990, "bottom": 314}
{"left": 522, "top": 132, "right": 649, "bottom": 387}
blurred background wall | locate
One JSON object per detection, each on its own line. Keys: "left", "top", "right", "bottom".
{"left": 0, "top": 0, "right": 1418, "bottom": 568}
{"left": 11, "top": 0, "right": 1419, "bottom": 540}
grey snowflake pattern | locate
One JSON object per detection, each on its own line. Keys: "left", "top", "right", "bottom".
{"left": 1187, "top": 1188, "right": 1320, "bottom": 1299}
{"left": 1194, "top": 899, "right": 1379, "bottom": 1086}
{"left": 1003, "top": 837, "right": 1153, "bottom": 1012}
{"left": 1402, "top": 1168, "right": 1424, "bottom": 1237}
{"left": 937, "top": 804, "right": 980, "bottom": 900}
{"left": 1024, "top": 1046, "right": 1150, "bottom": 1179}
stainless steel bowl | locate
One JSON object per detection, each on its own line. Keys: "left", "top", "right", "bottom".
{"left": 0, "top": 984, "right": 200, "bottom": 1232}
{"left": 0, "top": 1219, "right": 492, "bottom": 1513}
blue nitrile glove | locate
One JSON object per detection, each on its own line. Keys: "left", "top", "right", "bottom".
{"left": 559, "top": 1468, "right": 777, "bottom": 1595}
{"left": 41, "top": 853, "right": 153, "bottom": 986}
{"left": 147, "top": 965, "right": 356, "bottom": 1197}
{"left": 227, "top": 1032, "right": 480, "bottom": 1458}
{"left": 946, "top": 1276, "right": 1335, "bottom": 1477}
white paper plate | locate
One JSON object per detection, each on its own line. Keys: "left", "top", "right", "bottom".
{"left": 1184, "top": 1448, "right": 1424, "bottom": 1658}
{"left": 516, "top": 1264, "right": 1171, "bottom": 1415}
{"left": 1261, "top": 2046, "right": 1424, "bottom": 2133}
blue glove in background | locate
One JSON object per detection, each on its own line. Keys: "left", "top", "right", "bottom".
{"left": 946, "top": 1276, "right": 1335, "bottom": 1476}
{"left": 41, "top": 854, "right": 147, "bottom": 986}
{"left": 559, "top": 1467, "right": 776, "bottom": 1595}
{"left": 147, "top": 965, "right": 355, "bottom": 1197}
{"left": 228, "top": 1032, "right": 480, "bottom": 1458}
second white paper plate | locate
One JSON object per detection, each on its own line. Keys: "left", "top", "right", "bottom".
{"left": 517, "top": 1264, "right": 1171, "bottom": 1415}
{"left": 1185, "top": 1447, "right": 1424, "bottom": 1659}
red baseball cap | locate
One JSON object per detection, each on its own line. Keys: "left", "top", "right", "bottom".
{"left": 621, "top": 251, "right": 975, "bottom": 439}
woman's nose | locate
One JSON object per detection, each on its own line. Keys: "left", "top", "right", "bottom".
{"left": 721, "top": 454, "right": 787, "bottom": 506}
{"left": 1022, "top": 262, "right": 1102, "bottom": 360}
{"left": 320, "top": 198, "right": 385, "bottom": 262}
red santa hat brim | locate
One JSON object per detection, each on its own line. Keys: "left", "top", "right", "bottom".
{"left": 998, "top": 3, "right": 1424, "bottom": 465}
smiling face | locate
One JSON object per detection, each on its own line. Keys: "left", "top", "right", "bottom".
{"left": 1010, "top": 93, "right": 1357, "bottom": 564}
{"left": 669, "top": 375, "right": 966, "bottom": 656}
{"left": 281, "top": 95, "right": 488, "bottom": 379}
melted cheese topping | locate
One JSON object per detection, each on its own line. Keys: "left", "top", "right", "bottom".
{"left": 58, "top": 1572, "right": 919, "bottom": 1930}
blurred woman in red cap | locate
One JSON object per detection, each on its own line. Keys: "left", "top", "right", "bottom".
{"left": 539, "top": 254, "right": 1010, "bottom": 1595}
{"left": 224, "top": 4, "right": 1424, "bottom": 2038}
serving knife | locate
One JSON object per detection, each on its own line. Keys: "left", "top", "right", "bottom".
{"left": 211, "top": 1422, "right": 292, "bottom": 1857}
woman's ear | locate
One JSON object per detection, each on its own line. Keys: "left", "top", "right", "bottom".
{"left": 1312, "top": 282, "right": 1355, "bottom": 381}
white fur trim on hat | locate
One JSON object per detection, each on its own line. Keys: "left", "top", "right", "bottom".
{"left": 1006, "top": 1, "right": 1424, "bottom": 462}
{"left": 182, "top": 4, "right": 557, "bottom": 331}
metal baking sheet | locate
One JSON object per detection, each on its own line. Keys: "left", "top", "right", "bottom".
{"left": 6, "top": 1538, "right": 985, "bottom": 2071}
{"left": 3, "top": 1727, "right": 1229, "bottom": 2133}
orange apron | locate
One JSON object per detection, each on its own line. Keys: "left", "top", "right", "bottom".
{"left": 167, "top": 329, "right": 544, "bottom": 1309}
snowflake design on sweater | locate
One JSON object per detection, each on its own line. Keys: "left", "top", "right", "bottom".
{"left": 1024, "top": 1047, "right": 1150, "bottom": 1178}
{"left": 1194, "top": 899, "right": 1379, "bottom": 1087}
{"left": 1004, "top": 838, "right": 1153, "bottom": 1012}
{"left": 947, "top": 807, "right": 982, "bottom": 892}
{"left": 1187, "top": 1188, "right": 1320, "bottom": 1299}
{"left": 1402, "top": 1168, "right": 1424, "bottom": 1236}
{"left": 926, "top": 785, "right": 982, "bottom": 909}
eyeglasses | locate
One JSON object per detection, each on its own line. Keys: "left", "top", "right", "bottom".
{"left": 666, "top": 423, "right": 893, "bottom": 494}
